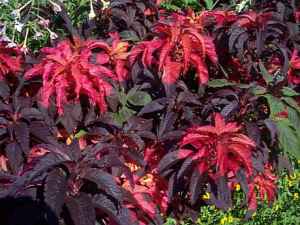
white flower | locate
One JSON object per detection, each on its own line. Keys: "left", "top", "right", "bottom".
{"left": 33, "top": 31, "right": 43, "bottom": 40}
{"left": 14, "top": 21, "right": 24, "bottom": 33}
{"left": 21, "top": 46, "right": 29, "bottom": 54}
{"left": 89, "top": 0, "right": 96, "bottom": 20}
{"left": 0, "top": 0, "right": 9, "bottom": 4}
{"left": 38, "top": 18, "right": 50, "bottom": 28}
{"left": 49, "top": 0, "right": 62, "bottom": 13}
{"left": 6, "top": 42, "right": 17, "bottom": 48}
{"left": 0, "top": 23, "right": 6, "bottom": 35}
{"left": 0, "top": 24, "right": 15, "bottom": 45}
{"left": 49, "top": 31, "right": 58, "bottom": 40}
{"left": 101, "top": 0, "right": 109, "bottom": 9}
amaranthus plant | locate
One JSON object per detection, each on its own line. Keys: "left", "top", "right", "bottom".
{"left": 25, "top": 34, "right": 129, "bottom": 114}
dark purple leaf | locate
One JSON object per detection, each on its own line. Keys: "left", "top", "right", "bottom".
{"left": 158, "top": 150, "right": 192, "bottom": 175}
{"left": 5, "top": 142, "right": 23, "bottom": 174}
{"left": 65, "top": 193, "right": 96, "bottom": 225}
{"left": 59, "top": 104, "right": 82, "bottom": 134}
{"left": 44, "top": 168, "right": 67, "bottom": 217}
{"left": 167, "top": 173, "right": 177, "bottom": 202}
{"left": 246, "top": 122, "right": 261, "bottom": 145}
{"left": 29, "top": 121, "right": 52, "bottom": 143}
{"left": 14, "top": 122, "right": 30, "bottom": 155}
{"left": 158, "top": 112, "right": 177, "bottom": 137}
{"left": 177, "top": 157, "right": 194, "bottom": 179}
{"left": 0, "top": 81, "right": 10, "bottom": 98}
{"left": 277, "top": 155, "right": 293, "bottom": 173}
{"left": 93, "top": 194, "right": 132, "bottom": 225}
{"left": 84, "top": 168, "right": 122, "bottom": 201}
{"left": 264, "top": 119, "right": 278, "bottom": 146}
{"left": 20, "top": 108, "right": 43, "bottom": 120}
{"left": 138, "top": 98, "right": 166, "bottom": 115}
{"left": 189, "top": 169, "right": 203, "bottom": 205}
{"left": 217, "top": 177, "right": 232, "bottom": 209}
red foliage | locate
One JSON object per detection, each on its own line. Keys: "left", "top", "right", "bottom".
{"left": 196, "top": 10, "right": 237, "bottom": 26}
{"left": 295, "top": 11, "right": 300, "bottom": 23}
{"left": 288, "top": 50, "right": 300, "bottom": 85}
{"left": 122, "top": 172, "right": 168, "bottom": 224}
{"left": 248, "top": 165, "right": 277, "bottom": 211}
{"left": 25, "top": 35, "right": 129, "bottom": 114}
{"left": 0, "top": 42, "right": 22, "bottom": 80}
{"left": 130, "top": 13, "right": 217, "bottom": 84}
{"left": 156, "top": 0, "right": 165, "bottom": 5}
{"left": 179, "top": 113, "right": 256, "bottom": 178}
{"left": 235, "top": 11, "right": 272, "bottom": 28}
{"left": 144, "top": 143, "right": 166, "bottom": 171}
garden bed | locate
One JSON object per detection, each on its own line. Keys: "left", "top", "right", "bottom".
{"left": 0, "top": 1, "right": 299, "bottom": 225}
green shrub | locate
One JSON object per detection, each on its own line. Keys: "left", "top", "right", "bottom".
{"left": 165, "top": 163, "right": 300, "bottom": 225}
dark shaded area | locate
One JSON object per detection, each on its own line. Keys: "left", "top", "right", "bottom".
{"left": 0, "top": 196, "right": 58, "bottom": 225}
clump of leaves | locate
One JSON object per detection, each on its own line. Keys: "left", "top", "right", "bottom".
{"left": 0, "top": 80, "right": 53, "bottom": 175}
{"left": 248, "top": 165, "right": 277, "bottom": 212}
{"left": 158, "top": 113, "right": 261, "bottom": 210}
{"left": 2, "top": 140, "right": 139, "bottom": 225}
{"left": 215, "top": 3, "right": 299, "bottom": 85}
{"left": 130, "top": 12, "right": 218, "bottom": 87}
{"left": 1, "top": 1, "right": 300, "bottom": 225}
{"left": 25, "top": 34, "right": 130, "bottom": 115}
{"left": 0, "top": 42, "right": 22, "bottom": 80}
{"left": 105, "top": 0, "right": 159, "bottom": 41}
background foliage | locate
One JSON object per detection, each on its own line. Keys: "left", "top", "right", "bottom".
{"left": 0, "top": 0, "right": 300, "bottom": 225}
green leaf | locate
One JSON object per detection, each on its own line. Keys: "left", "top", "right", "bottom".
{"left": 264, "top": 94, "right": 285, "bottom": 118}
{"left": 74, "top": 129, "right": 87, "bottom": 139}
{"left": 207, "top": 79, "right": 235, "bottom": 88}
{"left": 282, "top": 87, "right": 300, "bottom": 97}
{"left": 251, "top": 85, "right": 267, "bottom": 95}
{"left": 120, "top": 31, "right": 140, "bottom": 42}
{"left": 259, "top": 61, "right": 273, "bottom": 84}
{"left": 126, "top": 86, "right": 139, "bottom": 98}
{"left": 127, "top": 91, "right": 152, "bottom": 106}
{"left": 204, "top": 0, "right": 214, "bottom": 9}
{"left": 282, "top": 97, "right": 300, "bottom": 112}
{"left": 112, "top": 107, "right": 135, "bottom": 125}
{"left": 288, "top": 107, "right": 300, "bottom": 131}
{"left": 117, "top": 91, "right": 128, "bottom": 106}
{"left": 235, "top": 83, "right": 252, "bottom": 89}
{"left": 276, "top": 119, "right": 300, "bottom": 159}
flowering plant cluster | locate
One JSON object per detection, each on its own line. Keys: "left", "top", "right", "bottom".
{"left": 0, "top": 1, "right": 299, "bottom": 225}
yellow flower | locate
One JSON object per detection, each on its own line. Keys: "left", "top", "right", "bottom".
{"left": 274, "top": 204, "right": 280, "bottom": 211}
{"left": 288, "top": 180, "right": 293, "bottom": 187}
{"left": 66, "top": 135, "right": 74, "bottom": 145}
{"left": 289, "top": 173, "right": 297, "bottom": 180}
{"left": 227, "top": 216, "right": 234, "bottom": 223}
{"left": 220, "top": 217, "right": 227, "bottom": 225}
{"left": 220, "top": 215, "right": 234, "bottom": 224}
{"left": 294, "top": 193, "right": 299, "bottom": 200}
{"left": 235, "top": 184, "right": 241, "bottom": 191}
{"left": 202, "top": 192, "right": 210, "bottom": 200}
{"left": 196, "top": 218, "right": 202, "bottom": 224}
{"left": 140, "top": 174, "right": 154, "bottom": 186}
{"left": 125, "top": 163, "right": 140, "bottom": 172}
